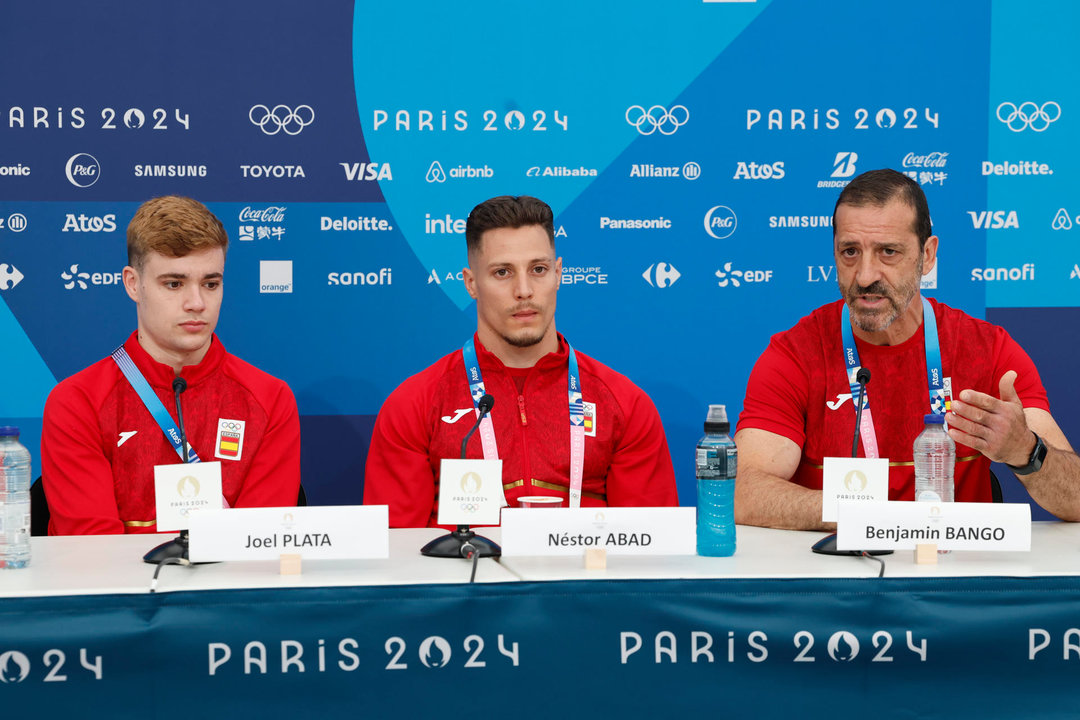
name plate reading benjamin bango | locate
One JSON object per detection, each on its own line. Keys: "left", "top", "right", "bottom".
{"left": 836, "top": 500, "right": 1031, "bottom": 552}
{"left": 188, "top": 505, "right": 389, "bottom": 562}
{"left": 500, "top": 507, "right": 696, "bottom": 557}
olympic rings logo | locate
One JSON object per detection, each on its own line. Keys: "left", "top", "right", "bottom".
{"left": 625, "top": 104, "right": 689, "bottom": 136}
{"left": 249, "top": 104, "right": 315, "bottom": 136}
{"left": 460, "top": 503, "right": 479, "bottom": 513}
{"left": 219, "top": 421, "right": 243, "bottom": 431}
{"left": 996, "top": 101, "right": 1060, "bottom": 132}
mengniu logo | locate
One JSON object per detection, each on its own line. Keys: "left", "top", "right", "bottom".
{"left": 0, "top": 651, "right": 30, "bottom": 683}
{"left": 418, "top": 637, "right": 452, "bottom": 669}
{"left": 65, "top": 153, "right": 100, "bottom": 188}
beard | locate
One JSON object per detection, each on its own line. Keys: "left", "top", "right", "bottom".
{"left": 500, "top": 303, "right": 548, "bottom": 347}
{"left": 840, "top": 258, "right": 922, "bottom": 333}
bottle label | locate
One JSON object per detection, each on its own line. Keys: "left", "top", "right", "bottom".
{"left": 916, "top": 489, "right": 942, "bottom": 503}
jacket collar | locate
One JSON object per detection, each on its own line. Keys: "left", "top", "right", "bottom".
{"left": 123, "top": 330, "right": 226, "bottom": 389}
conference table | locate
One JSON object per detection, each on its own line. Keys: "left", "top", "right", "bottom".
{"left": 2, "top": 524, "right": 1078, "bottom": 718}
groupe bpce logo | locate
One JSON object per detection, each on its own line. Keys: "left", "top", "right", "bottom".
{"left": 625, "top": 104, "right": 689, "bottom": 135}
{"left": 996, "top": 102, "right": 1061, "bottom": 132}
{"left": 249, "top": 104, "right": 315, "bottom": 136}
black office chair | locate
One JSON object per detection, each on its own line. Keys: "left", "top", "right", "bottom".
{"left": 30, "top": 476, "right": 49, "bottom": 536}
{"left": 989, "top": 469, "right": 1003, "bottom": 503}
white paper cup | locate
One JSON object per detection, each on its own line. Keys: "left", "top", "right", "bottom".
{"left": 517, "top": 496, "right": 565, "bottom": 509}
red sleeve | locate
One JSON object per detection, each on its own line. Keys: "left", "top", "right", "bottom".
{"left": 994, "top": 329, "right": 1050, "bottom": 411}
{"left": 363, "top": 374, "right": 437, "bottom": 528}
{"left": 605, "top": 386, "right": 680, "bottom": 507}
{"left": 42, "top": 380, "right": 124, "bottom": 536}
{"left": 736, "top": 334, "right": 810, "bottom": 447}
{"left": 232, "top": 380, "right": 302, "bottom": 508}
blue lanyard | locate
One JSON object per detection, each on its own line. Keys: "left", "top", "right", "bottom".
{"left": 462, "top": 337, "right": 586, "bottom": 506}
{"left": 111, "top": 346, "right": 201, "bottom": 463}
{"left": 840, "top": 296, "right": 947, "bottom": 417}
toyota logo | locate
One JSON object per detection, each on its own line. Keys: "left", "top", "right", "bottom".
{"left": 625, "top": 104, "right": 689, "bottom": 136}
{"left": 249, "top": 104, "right": 315, "bottom": 136}
{"left": 996, "top": 101, "right": 1061, "bottom": 132}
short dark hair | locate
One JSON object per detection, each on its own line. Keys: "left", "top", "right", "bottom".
{"left": 465, "top": 195, "right": 555, "bottom": 257}
{"left": 833, "top": 169, "right": 932, "bottom": 249}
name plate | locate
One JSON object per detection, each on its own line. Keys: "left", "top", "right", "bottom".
{"left": 821, "top": 457, "right": 888, "bottom": 522}
{"left": 500, "top": 507, "right": 695, "bottom": 557}
{"left": 836, "top": 501, "right": 1031, "bottom": 552}
{"left": 188, "top": 505, "right": 389, "bottom": 562}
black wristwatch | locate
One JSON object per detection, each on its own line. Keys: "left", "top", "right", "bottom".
{"left": 1008, "top": 432, "right": 1047, "bottom": 476}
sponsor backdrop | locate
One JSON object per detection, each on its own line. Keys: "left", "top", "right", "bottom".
{"left": 2, "top": 577, "right": 1080, "bottom": 717}
{"left": 0, "top": 1, "right": 1077, "bottom": 515}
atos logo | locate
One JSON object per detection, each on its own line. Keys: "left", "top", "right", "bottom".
{"left": 341, "top": 162, "right": 392, "bottom": 182}
{"left": 62, "top": 213, "right": 116, "bottom": 232}
{"left": 733, "top": 161, "right": 784, "bottom": 180}
{"left": 642, "top": 262, "right": 680, "bottom": 288}
{"left": 703, "top": 205, "right": 737, "bottom": 239}
{"left": 968, "top": 211, "right": 1019, "bottom": 229}
{"left": 65, "top": 153, "right": 100, "bottom": 188}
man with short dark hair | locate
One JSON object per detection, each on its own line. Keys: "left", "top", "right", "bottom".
{"left": 735, "top": 169, "right": 1080, "bottom": 530}
{"left": 42, "top": 196, "right": 301, "bottom": 535}
{"left": 365, "top": 195, "right": 678, "bottom": 527}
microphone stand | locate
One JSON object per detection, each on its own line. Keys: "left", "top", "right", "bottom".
{"left": 421, "top": 394, "right": 502, "bottom": 559}
{"left": 143, "top": 377, "right": 195, "bottom": 565}
{"left": 812, "top": 368, "right": 892, "bottom": 557}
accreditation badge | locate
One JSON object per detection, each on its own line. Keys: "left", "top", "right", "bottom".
{"left": 215, "top": 418, "right": 246, "bottom": 461}
{"left": 583, "top": 401, "right": 597, "bottom": 437}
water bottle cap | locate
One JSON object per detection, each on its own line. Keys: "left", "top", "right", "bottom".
{"left": 0, "top": 426, "right": 20, "bottom": 437}
{"left": 923, "top": 414, "right": 945, "bottom": 425}
{"left": 705, "top": 404, "right": 730, "bottom": 432}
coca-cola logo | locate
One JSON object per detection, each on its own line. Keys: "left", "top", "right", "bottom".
{"left": 238, "top": 206, "right": 286, "bottom": 223}
{"left": 902, "top": 152, "right": 948, "bottom": 169}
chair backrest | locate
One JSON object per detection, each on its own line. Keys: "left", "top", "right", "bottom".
{"left": 30, "top": 476, "right": 50, "bottom": 536}
{"left": 297, "top": 483, "right": 308, "bottom": 507}
{"left": 989, "top": 469, "right": 1003, "bottom": 503}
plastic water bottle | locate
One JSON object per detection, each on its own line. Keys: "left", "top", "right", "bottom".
{"left": 0, "top": 426, "right": 32, "bottom": 569}
{"left": 696, "top": 405, "right": 736, "bottom": 556}
{"left": 913, "top": 414, "right": 955, "bottom": 503}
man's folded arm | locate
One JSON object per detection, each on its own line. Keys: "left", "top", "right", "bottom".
{"left": 41, "top": 386, "right": 124, "bottom": 535}
{"left": 734, "top": 427, "right": 831, "bottom": 531}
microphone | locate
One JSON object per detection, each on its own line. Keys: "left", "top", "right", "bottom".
{"left": 812, "top": 365, "right": 891, "bottom": 558}
{"left": 851, "top": 368, "right": 870, "bottom": 458}
{"left": 173, "top": 377, "right": 189, "bottom": 463}
{"left": 143, "top": 376, "right": 198, "bottom": 566}
{"left": 460, "top": 394, "right": 495, "bottom": 459}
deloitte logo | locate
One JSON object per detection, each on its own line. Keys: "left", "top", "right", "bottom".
{"left": 65, "top": 153, "right": 100, "bottom": 188}
{"left": 704, "top": 205, "right": 737, "bottom": 239}
{"left": 642, "top": 262, "right": 680, "bottom": 288}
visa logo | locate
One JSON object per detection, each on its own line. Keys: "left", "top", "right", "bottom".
{"left": 968, "top": 210, "right": 1019, "bottom": 229}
